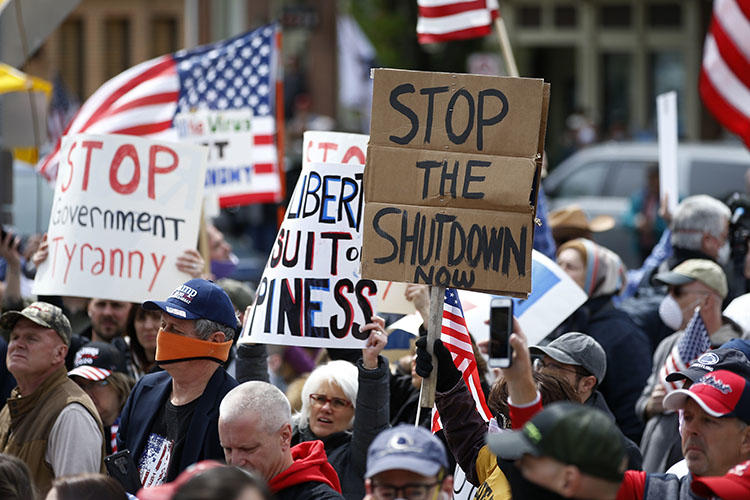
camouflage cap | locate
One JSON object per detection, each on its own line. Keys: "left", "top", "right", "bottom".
{"left": 0, "top": 302, "right": 72, "bottom": 346}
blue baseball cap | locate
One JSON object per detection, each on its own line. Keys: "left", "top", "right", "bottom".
{"left": 366, "top": 425, "right": 448, "bottom": 478}
{"left": 143, "top": 279, "right": 240, "bottom": 331}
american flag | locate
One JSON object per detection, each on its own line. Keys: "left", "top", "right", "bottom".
{"left": 660, "top": 308, "right": 711, "bottom": 392}
{"left": 432, "top": 287, "right": 493, "bottom": 432}
{"left": 37, "top": 24, "right": 282, "bottom": 206}
{"left": 699, "top": 0, "right": 750, "bottom": 148}
{"left": 417, "top": 0, "right": 499, "bottom": 44}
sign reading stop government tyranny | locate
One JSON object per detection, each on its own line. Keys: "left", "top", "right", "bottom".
{"left": 361, "top": 69, "right": 549, "bottom": 296}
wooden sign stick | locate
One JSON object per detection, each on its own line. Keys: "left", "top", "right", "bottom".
{"left": 418, "top": 285, "right": 445, "bottom": 412}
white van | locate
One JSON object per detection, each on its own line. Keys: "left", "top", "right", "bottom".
{"left": 543, "top": 141, "right": 750, "bottom": 268}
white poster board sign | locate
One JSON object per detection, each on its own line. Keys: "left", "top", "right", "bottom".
{"left": 376, "top": 280, "right": 417, "bottom": 315}
{"left": 657, "top": 91, "right": 679, "bottom": 214}
{"left": 240, "top": 131, "right": 374, "bottom": 348}
{"left": 458, "top": 251, "right": 588, "bottom": 346}
{"left": 32, "top": 133, "right": 207, "bottom": 303}
{"left": 174, "top": 108, "right": 281, "bottom": 207}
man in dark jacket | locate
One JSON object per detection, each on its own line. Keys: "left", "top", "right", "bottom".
{"left": 116, "top": 279, "right": 239, "bottom": 489}
{"left": 530, "top": 332, "right": 643, "bottom": 470}
{"left": 219, "top": 380, "right": 343, "bottom": 499}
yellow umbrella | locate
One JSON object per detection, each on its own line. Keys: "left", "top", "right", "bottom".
{"left": 0, "top": 62, "right": 52, "bottom": 97}
{"left": 0, "top": 63, "right": 52, "bottom": 163}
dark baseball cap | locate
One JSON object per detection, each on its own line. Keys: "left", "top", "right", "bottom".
{"left": 68, "top": 341, "right": 128, "bottom": 380}
{"left": 144, "top": 279, "right": 240, "bottom": 331}
{"left": 487, "top": 402, "right": 626, "bottom": 482}
{"left": 0, "top": 301, "right": 72, "bottom": 346}
{"left": 366, "top": 425, "right": 448, "bottom": 479}
{"left": 665, "top": 348, "right": 750, "bottom": 384}
{"left": 530, "top": 332, "right": 607, "bottom": 382}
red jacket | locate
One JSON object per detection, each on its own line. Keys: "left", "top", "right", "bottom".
{"left": 269, "top": 440, "right": 342, "bottom": 494}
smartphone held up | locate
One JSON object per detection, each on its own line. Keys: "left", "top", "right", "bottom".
{"left": 489, "top": 298, "right": 514, "bottom": 368}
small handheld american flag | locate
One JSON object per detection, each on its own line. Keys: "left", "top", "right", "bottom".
{"left": 432, "top": 287, "right": 493, "bottom": 431}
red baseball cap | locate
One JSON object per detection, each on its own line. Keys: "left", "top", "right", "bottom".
{"left": 663, "top": 370, "right": 750, "bottom": 423}
{"left": 136, "top": 460, "right": 222, "bottom": 500}
{"left": 692, "top": 460, "right": 750, "bottom": 499}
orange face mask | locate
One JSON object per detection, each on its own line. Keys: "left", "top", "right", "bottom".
{"left": 155, "top": 328, "right": 232, "bottom": 365}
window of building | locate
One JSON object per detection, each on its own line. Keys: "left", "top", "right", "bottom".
{"left": 599, "top": 4, "right": 632, "bottom": 28}
{"left": 104, "top": 18, "right": 131, "bottom": 81}
{"left": 601, "top": 52, "right": 631, "bottom": 140}
{"left": 647, "top": 3, "right": 681, "bottom": 28}
{"left": 59, "top": 19, "right": 84, "bottom": 100}
{"left": 648, "top": 51, "right": 684, "bottom": 133}
{"left": 519, "top": 6, "right": 542, "bottom": 28}
{"left": 152, "top": 17, "right": 179, "bottom": 57}
{"left": 554, "top": 5, "right": 577, "bottom": 27}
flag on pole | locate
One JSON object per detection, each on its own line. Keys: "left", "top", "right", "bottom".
{"left": 417, "top": 0, "right": 499, "bottom": 44}
{"left": 432, "top": 288, "right": 493, "bottom": 432}
{"left": 37, "top": 24, "right": 283, "bottom": 205}
{"left": 699, "top": 0, "right": 750, "bottom": 148}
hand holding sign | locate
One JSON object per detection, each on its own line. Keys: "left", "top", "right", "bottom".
{"left": 360, "top": 315, "right": 388, "bottom": 369}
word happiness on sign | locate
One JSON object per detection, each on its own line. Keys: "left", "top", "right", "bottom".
{"left": 361, "top": 69, "right": 549, "bottom": 296}
{"left": 241, "top": 132, "right": 375, "bottom": 348}
{"left": 33, "top": 134, "right": 207, "bottom": 303}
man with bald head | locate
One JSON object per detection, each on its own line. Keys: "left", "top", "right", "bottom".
{"left": 219, "top": 381, "right": 343, "bottom": 499}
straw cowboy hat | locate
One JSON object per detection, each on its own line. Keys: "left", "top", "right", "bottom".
{"left": 548, "top": 205, "right": 615, "bottom": 244}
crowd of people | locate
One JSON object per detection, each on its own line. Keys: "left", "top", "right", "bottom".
{"left": 2, "top": 189, "right": 750, "bottom": 500}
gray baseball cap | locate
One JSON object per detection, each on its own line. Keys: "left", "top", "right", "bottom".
{"left": 366, "top": 425, "right": 448, "bottom": 478}
{"left": 530, "top": 332, "right": 607, "bottom": 383}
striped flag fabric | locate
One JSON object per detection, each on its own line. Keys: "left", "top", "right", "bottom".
{"left": 659, "top": 308, "right": 711, "bottom": 392}
{"left": 37, "top": 24, "right": 282, "bottom": 206}
{"left": 432, "top": 287, "right": 493, "bottom": 432}
{"left": 417, "top": 0, "right": 499, "bottom": 44}
{"left": 699, "top": 0, "right": 750, "bottom": 148}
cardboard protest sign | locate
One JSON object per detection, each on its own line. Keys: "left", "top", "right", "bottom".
{"left": 174, "top": 108, "right": 281, "bottom": 207}
{"left": 458, "top": 250, "right": 588, "bottom": 346}
{"left": 361, "top": 69, "right": 549, "bottom": 296}
{"left": 32, "top": 133, "right": 207, "bottom": 303}
{"left": 240, "top": 131, "right": 375, "bottom": 348}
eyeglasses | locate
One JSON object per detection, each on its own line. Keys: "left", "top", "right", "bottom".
{"left": 371, "top": 481, "right": 439, "bottom": 500}
{"left": 309, "top": 394, "right": 352, "bottom": 410}
{"left": 533, "top": 358, "right": 588, "bottom": 377}
{"left": 76, "top": 379, "right": 110, "bottom": 391}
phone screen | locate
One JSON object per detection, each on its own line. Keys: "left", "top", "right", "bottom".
{"left": 490, "top": 304, "right": 511, "bottom": 360}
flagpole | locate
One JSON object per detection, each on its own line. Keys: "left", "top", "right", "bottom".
{"left": 274, "top": 28, "right": 287, "bottom": 229}
{"left": 494, "top": 17, "right": 519, "bottom": 78}
{"left": 418, "top": 286, "right": 445, "bottom": 412}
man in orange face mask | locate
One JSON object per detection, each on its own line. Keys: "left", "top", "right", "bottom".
{"left": 116, "top": 279, "right": 240, "bottom": 491}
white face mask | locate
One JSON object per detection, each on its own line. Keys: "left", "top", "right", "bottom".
{"left": 717, "top": 240, "right": 731, "bottom": 266}
{"left": 659, "top": 294, "right": 684, "bottom": 331}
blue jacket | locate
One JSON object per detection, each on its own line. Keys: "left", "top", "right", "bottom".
{"left": 116, "top": 366, "right": 237, "bottom": 478}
